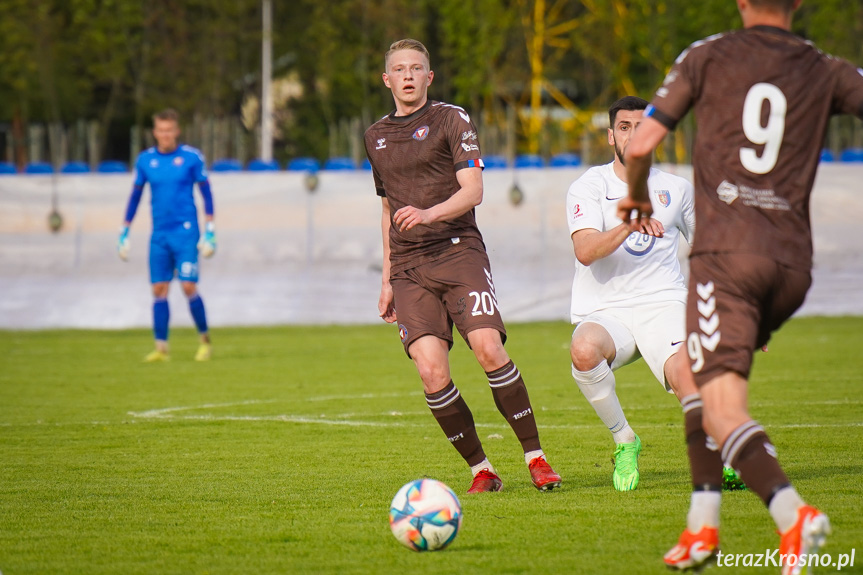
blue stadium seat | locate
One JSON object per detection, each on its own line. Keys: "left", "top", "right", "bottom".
{"left": 24, "top": 162, "right": 54, "bottom": 174}
{"left": 361, "top": 158, "right": 372, "bottom": 170}
{"left": 61, "top": 161, "right": 90, "bottom": 174}
{"left": 323, "top": 157, "right": 356, "bottom": 171}
{"left": 210, "top": 158, "right": 242, "bottom": 172}
{"left": 287, "top": 157, "right": 320, "bottom": 172}
{"left": 819, "top": 149, "right": 835, "bottom": 163}
{"left": 97, "top": 160, "right": 128, "bottom": 173}
{"left": 514, "top": 154, "right": 544, "bottom": 168}
{"left": 247, "top": 158, "right": 280, "bottom": 171}
{"left": 839, "top": 148, "right": 863, "bottom": 162}
{"left": 482, "top": 155, "right": 508, "bottom": 169}
{"left": 0, "top": 162, "right": 17, "bottom": 175}
{"left": 549, "top": 153, "right": 582, "bottom": 167}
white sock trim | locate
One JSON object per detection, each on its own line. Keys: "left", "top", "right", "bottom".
{"left": 470, "top": 459, "right": 496, "bottom": 477}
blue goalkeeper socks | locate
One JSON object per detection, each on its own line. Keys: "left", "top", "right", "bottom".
{"left": 153, "top": 298, "right": 169, "bottom": 342}
{"left": 188, "top": 294, "right": 209, "bottom": 334}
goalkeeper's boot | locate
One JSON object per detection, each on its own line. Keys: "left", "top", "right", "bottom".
{"left": 612, "top": 434, "right": 641, "bottom": 491}
{"left": 722, "top": 466, "right": 747, "bottom": 491}
{"left": 143, "top": 349, "right": 170, "bottom": 363}
{"left": 664, "top": 526, "right": 719, "bottom": 571}
{"left": 195, "top": 343, "right": 212, "bottom": 362}
{"left": 779, "top": 505, "right": 831, "bottom": 575}
{"left": 467, "top": 469, "right": 503, "bottom": 494}
{"left": 528, "top": 456, "right": 561, "bottom": 491}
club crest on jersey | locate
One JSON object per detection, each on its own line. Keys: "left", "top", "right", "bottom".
{"left": 655, "top": 190, "right": 671, "bottom": 207}
{"left": 398, "top": 324, "right": 408, "bottom": 343}
{"left": 173, "top": 156, "right": 184, "bottom": 166}
{"left": 413, "top": 126, "right": 429, "bottom": 141}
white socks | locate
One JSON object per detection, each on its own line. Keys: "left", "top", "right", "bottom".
{"left": 572, "top": 361, "right": 636, "bottom": 444}
{"left": 687, "top": 491, "right": 721, "bottom": 532}
{"left": 524, "top": 449, "right": 544, "bottom": 465}
{"left": 769, "top": 486, "right": 806, "bottom": 533}
{"left": 470, "top": 458, "right": 496, "bottom": 477}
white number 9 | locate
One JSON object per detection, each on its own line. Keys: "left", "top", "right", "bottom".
{"left": 688, "top": 332, "right": 705, "bottom": 373}
{"left": 740, "top": 83, "right": 787, "bottom": 175}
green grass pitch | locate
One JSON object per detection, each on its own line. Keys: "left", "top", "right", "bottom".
{"left": 1, "top": 317, "right": 862, "bottom": 574}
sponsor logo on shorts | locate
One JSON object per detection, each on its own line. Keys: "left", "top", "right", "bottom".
{"left": 413, "top": 126, "right": 429, "bottom": 141}
{"left": 398, "top": 324, "right": 408, "bottom": 343}
{"left": 180, "top": 262, "right": 198, "bottom": 278}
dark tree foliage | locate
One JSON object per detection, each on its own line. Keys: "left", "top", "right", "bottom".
{"left": 1, "top": 0, "right": 859, "bottom": 161}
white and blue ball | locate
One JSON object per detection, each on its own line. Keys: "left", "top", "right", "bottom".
{"left": 389, "top": 478, "right": 462, "bottom": 551}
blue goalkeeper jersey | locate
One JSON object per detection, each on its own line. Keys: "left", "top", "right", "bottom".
{"left": 130, "top": 145, "right": 210, "bottom": 234}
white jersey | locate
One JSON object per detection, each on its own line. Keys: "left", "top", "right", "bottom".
{"left": 566, "top": 162, "right": 695, "bottom": 322}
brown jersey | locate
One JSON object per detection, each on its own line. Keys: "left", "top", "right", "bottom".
{"left": 647, "top": 26, "right": 863, "bottom": 271}
{"left": 364, "top": 100, "right": 486, "bottom": 274}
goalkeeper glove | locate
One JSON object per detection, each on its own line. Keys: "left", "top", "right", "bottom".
{"left": 199, "top": 221, "right": 217, "bottom": 258}
{"left": 117, "top": 226, "right": 130, "bottom": 260}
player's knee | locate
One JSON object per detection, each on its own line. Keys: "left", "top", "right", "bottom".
{"left": 469, "top": 331, "right": 507, "bottom": 370}
{"left": 181, "top": 282, "right": 198, "bottom": 298}
{"left": 416, "top": 363, "right": 449, "bottom": 391}
{"left": 152, "top": 283, "right": 170, "bottom": 298}
{"left": 570, "top": 338, "right": 604, "bottom": 372}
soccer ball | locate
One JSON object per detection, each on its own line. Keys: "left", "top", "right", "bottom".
{"left": 389, "top": 478, "right": 462, "bottom": 551}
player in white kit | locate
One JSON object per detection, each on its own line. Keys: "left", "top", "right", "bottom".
{"left": 566, "top": 96, "right": 700, "bottom": 491}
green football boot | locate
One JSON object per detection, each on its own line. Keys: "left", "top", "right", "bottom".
{"left": 722, "top": 465, "right": 747, "bottom": 491}
{"left": 612, "top": 434, "right": 642, "bottom": 491}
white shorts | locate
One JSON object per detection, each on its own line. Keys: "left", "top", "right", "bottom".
{"left": 572, "top": 301, "right": 686, "bottom": 392}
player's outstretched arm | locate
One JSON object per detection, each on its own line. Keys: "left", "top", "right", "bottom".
{"left": 379, "top": 198, "right": 397, "bottom": 323}
{"left": 620, "top": 116, "right": 668, "bottom": 225}
{"left": 118, "top": 182, "right": 144, "bottom": 261}
{"left": 572, "top": 219, "right": 664, "bottom": 266}
{"left": 392, "top": 167, "right": 483, "bottom": 232}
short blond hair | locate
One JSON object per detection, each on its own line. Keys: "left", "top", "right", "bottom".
{"left": 153, "top": 108, "right": 180, "bottom": 125}
{"left": 749, "top": 0, "right": 796, "bottom": 11}
{"left": 385, "top": 39, "right": 430, "bottom": 70}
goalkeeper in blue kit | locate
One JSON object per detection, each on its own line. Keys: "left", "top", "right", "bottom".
{"left": 118, "top": 108, "right": 216, "bottom": 362}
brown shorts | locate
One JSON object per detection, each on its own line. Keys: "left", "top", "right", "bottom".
{"left": 390, "top": 247, "right": 507, "bottom": 357}
{"left": 686, "top": 252, "right": 811, "bottom": 386}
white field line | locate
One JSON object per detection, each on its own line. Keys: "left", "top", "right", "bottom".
{"left": 2, "top": 398, "right": 859, "bottom": 429}
{"left": 121, "top": 401, "right": 863, "bottom": 430}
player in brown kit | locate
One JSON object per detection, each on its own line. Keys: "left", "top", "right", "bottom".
{"left": 620, "top": 0, "right": 863, "bottom": 572}
{"left": 364, "top": 39, "right": 561, "bottom": 494}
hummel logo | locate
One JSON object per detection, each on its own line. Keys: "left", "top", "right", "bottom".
{"left": 376, "top": 138, "right": 386, "bottom": 150}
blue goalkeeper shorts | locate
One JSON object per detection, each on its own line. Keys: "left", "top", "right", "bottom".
{"left": 149, "top": 229, "right": 200, "bottom": 283}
